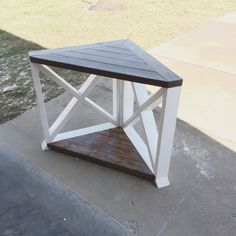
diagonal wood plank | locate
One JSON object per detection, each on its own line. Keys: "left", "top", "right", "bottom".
{"left": 48, "top": 127, "right": 155, "bottom": 181}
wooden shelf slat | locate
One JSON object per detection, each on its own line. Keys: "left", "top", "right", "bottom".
{"left": 47, "top": 127, "right": 155, "bottom": 181}
{"left": 29, "top": 39, "right": 182, "bottom": 88}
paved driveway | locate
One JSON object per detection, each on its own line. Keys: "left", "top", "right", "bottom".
{"left": 150, "top": 12, "right": 236, "bottom": 151}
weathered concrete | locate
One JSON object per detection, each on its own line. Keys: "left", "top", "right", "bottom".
{"left": 0, "top": 80, "right": 236, "bottom": 236}
{"left": 150, "top": 12, "right": 236, "bottom": 152}
{"left": 0, "top": 142, "right": 132, "bottom": 236}
{"left": 151, "top": 12, "right": 236, "bottom": 74}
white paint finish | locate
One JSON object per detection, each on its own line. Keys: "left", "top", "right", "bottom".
{"left": 30, "top": 63, "right": 50, "bottom": 142}
{"left": 37, "top": 64, "right": 82, "bottom": 99}
{"left": 125, "top": 115, "right": 141, "bottom": 129}
{"left": 132, "top": 83, "right": 158, "bottom": 170}
{"left": 78, "top": 74, "right": 97, "bottom": 95}
{"left": 147, "top": 95, "right": 162, "bottom": 112}
{"left": 49, "top": 97, "right": 78, "bottom": 139}
{"left": 37, "top": 65, "right": 115, "bottom": 127}
{"left": 49, "top": 75, "right": 97, "bottom": 140}
{"left": 123, "top": 81, "right": 134, "bottom": 124}
{"left": 41, "top": 140, "right": 49, "bottom": 151}
{"left": 112, "top": 79, "right": 119, "bottom": 123}
{"left": 53, "top": 122, "right": 116, "bottom": 142}
{"left": 118, "top": 80, "right": 124, "bottom": 126}
{"left": 123, "top": 87, "right": 164, "bottom": 128}
{"left": 154, "top": 177, "right": 170, "bottom": 188}
{"left": 124, "top": 126, "right": 153, "bottom": 173}
{"left": 155, "top": 86, "right": 181, "bottom": 188}
{"left": 34, "top": 64, "right": 117, "bottom": 145}
{"left": 84, "top": 97, "right": 117, "bottom": 125}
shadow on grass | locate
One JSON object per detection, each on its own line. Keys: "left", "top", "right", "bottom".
{"left": 0, "top": 29, "right": 87, "bottom": 124}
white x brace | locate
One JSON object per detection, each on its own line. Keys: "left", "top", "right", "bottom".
{"left": 30, "top": 62, "right": 181, "bottom": 188}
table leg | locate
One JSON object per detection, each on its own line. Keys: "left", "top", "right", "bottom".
{"left": 154, "top": 86, "right": 181, "bottom": 188}
{"left": 30, "top": 62, "right": 181, "bottom": 187}
{"left": 30, "top": 62, "right": 50, "bottom": 150}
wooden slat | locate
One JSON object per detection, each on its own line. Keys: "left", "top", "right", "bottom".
{"left": 83, "top": 46, "right": 135, "bottom": 55}
{"left": 29, "top": 39, "right": 183, "bottom": 88}
{"left": 71, "top": 49, "right": 145, "bottom": 63}
{"left": 47, "top": 127, "right": 155, "bottom": 181}
{"left": 58, "top": 51, "right": 153, "bottom": 71}
{"left": 29, "top": 39, "right": 126, "bottom": 56}
{"left": 124, "top": 40, "right": 183, "bottom": 85}
{"left": 30, "top": 53, "right": 171, "bottom": 86}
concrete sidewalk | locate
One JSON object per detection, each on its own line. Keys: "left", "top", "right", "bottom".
{"left": 0, "top": 80, "right": 236, "bottom": 236}
{"left": 0, "top": 142, "right": 132, "bottom": 236}
{"left": 1, "top": 13, "right": 236, "bottom": 236}
{"left": 150, "top": 12, "right": 236, "bottom": 152}
{"left": 0, "top": 143, "right": 132, "bottom": 236}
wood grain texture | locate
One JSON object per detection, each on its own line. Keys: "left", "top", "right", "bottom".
{"left": 29, "top": 39, "right": 182, "bottom": 88}
{"left": 47, "top": 127, "right": 155, "bottom": 181}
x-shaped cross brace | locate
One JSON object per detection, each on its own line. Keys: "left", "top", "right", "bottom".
{"left": 30, "top": 62, "right": 181, "bottom": 188}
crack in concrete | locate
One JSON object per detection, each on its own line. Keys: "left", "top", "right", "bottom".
{"left": 156, "top": 196, "right": 186, "bottom": 236}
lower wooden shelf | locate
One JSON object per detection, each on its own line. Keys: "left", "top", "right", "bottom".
{"left": 47, "top": 127, "right": 155, "bottom": 181}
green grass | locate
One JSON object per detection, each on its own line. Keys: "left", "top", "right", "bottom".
{"left": 0, "top": 0, "right": 236, "bottom": 49}
{"left": 0, "top": 0, "right": 236, "bottom": 123}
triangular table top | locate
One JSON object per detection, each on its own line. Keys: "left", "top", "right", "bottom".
{"left": 29, "top": 39, "right": 182, "bottom": 88}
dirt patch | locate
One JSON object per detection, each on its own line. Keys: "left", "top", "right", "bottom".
{"left": 88, "top": 0, "right": 126, "bottom": 11}
{"left": 0, "top": 30, "right": 87, "bottom": 124}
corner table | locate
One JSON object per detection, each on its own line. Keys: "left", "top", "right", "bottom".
{"left": 29, "top": 39, "right": 182, "bottom": 188}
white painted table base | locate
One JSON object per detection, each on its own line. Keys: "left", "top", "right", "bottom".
{"left": 30, "top": 62, "right": 181, "bottom": 188}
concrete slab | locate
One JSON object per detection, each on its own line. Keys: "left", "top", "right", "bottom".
{"left": 214, "top": 12, "right": 236, "bottom": 24}
{"left": 150, "top": 13, "right": 236, "bottom": 152}
{"left": 0, "top": 142, "right": 132, "bottom": 236}
{"left": 0, "top": 83, "right": 236, "bottom": 236}
{"left": 148, "top": 56, "right": 236, "bottom": 152}
{"left": 152, "top": 16, "right": 236, "bottom": 75}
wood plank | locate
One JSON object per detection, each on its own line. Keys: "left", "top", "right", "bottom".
{"left": 83, "top": 46, "right": 135, "bottom": 55}
{"left": 71, "top": 49, "right": 145, "bottom": 63}
{"left": 30, "top": 54, "right": 173, "bottom": 87}
{"left": 29, "top": 39, "right": 127, "bottom": 56}
{"left": 29, "top": 39, "right": 183, "bottom": 88}
{"left": 47, "top": 127, "right": 155, "bottom": 181}
{"left": 58, "top": 51, "right": 153, "bottom": 71}
{"left": 124, "top": 39, "right": 183, "bottom": 85}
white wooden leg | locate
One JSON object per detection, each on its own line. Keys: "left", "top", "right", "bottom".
{"left": 123, "top": 81, "right": 134, "bottom": 124}
{"left": 154, "top": 86, "right": 181, "bottom": 188}
{"left": 112, "top": 79, "right": 124, "bottom": 126}
{"left": 118, "top": 80, "right": 124, "bottom": 126}
{"left": 30, "top": 63, "right": 50, "bottom": 150}
{"left": 122, "top": 83, "right": 181, "bottom": 187}
{"left": 113, "top": 79, "right": 119, "bottom": 123}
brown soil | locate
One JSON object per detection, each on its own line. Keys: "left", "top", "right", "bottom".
{"left": 88, "top": 0, "right": 126, "bottom": 11}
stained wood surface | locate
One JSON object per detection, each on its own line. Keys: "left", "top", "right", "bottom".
{"left": 29, "top": 39, "right": 182, "bottom": 88}
{"left": 47, "top": 127, "right": 155, "bottom": 181}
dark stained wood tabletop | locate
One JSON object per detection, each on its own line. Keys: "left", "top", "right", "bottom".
{"left": 29, "top": 39, "right": 182, "bottom": 88}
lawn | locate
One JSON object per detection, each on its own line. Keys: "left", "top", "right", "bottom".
{"left": 1, "top": 0, "right": 236, "bottom": 49}
{"left": 0, "top": 0, "right": 236, "bottom": 123}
